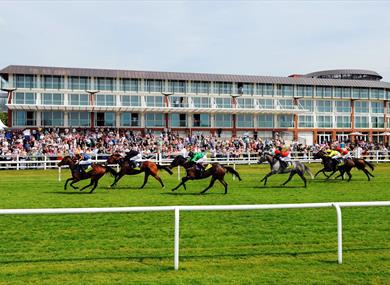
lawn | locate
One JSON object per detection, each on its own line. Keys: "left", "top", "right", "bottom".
{"left": 0, "top": 163, "right": 388, "bottom": 284}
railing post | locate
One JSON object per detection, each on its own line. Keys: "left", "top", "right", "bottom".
{"left": 376, "top": 150, "right": 379, "bottom": 164}
{"left": 16, "top": 155, "right": 19, "bottom": 171}
{"left": 227, "top": 153, "right": 230, "bottom": 166}
{"left": 334, "top": 203, "right": 343, "bottom": 264}
{"left": 58, "top": 166, "right": 61, "bottom": 182}
{"left": 177, "top": 165, "right": 181, "bottom": 181}
{"left": 174, "top": 207, "right": 180, "bottom": 270}
{"left": 44, "top": 155, "right": 47, "bottom": 170}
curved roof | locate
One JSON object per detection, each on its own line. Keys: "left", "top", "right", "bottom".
{"left": 305, "top": 69, "right": 382, "bottom": 80}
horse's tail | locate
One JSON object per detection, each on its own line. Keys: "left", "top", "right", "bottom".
{"left": 224, "top": 166, "right": 242, "bottom": 181}
{"left": 105, "top": 165, "right": 118, "bottom": 177}
{"left": 157, "top": 164, "right": 173, "bottom": 175}
{"left": 364, "top": 159, "right": 375, "bottom": 171}
{"left": 304, "top": 164, "right": 314, "bottom": 179}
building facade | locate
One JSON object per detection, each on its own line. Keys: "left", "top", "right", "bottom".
{"left": 1, "top": 65, "right": 390, "bottom": 144}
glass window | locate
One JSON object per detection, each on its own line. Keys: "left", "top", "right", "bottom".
{"left": 168, "top": 80, "right": 186, "bottom": 93}
{"left": 316, "top": 86, "right": 332, "bottom": 98}
{"left": 371, "top": 102, "right": 383, "bottom": 114}
{"left": 145, "top": 96, "right": 164, "bottom": 107}
{"left": 335, "top": 101, "right": 351, "bottom": 113}
{"left": 316, "top": 115, "right": 332, "bottom": 128}
{"left": 96, "top": 78, "right": 114, "bottom": 91}
{"left": 121, "top": 113, "right": 139, "bottom": 127}
{"left": 96, "top": 112, "right": 115, "bottom": 127}
{"left": 193, "top": 114, "right": 210, "bottom": 127}
{"left": 371, "top": 116, "right": 384, "bottom": 128}
{"left": 145, "top": 113, "right": 164, "bottom": 127}
{"left": 258, "top": 99, "right": 273, "bottom": 109}
{"left": 241, "top": 83, "right": 254, "bottom": 95}
{"left": 13, "top": 92, "right": 36, "bottom": 104}
{"left": 215, "top": 114, "right": 232, "bottom": 128}
{"left": 342, "top": 88, "right": 351, "bottom": 99}
{"left": 336, "top": 116, "right": 350, "bottom": 128}
{"left": 95, "top": 94, "right": 115, "bottom": 106}
{"left": 15, "top": 74, "right": 36, "bottom": 89}
{"left": 43, "top": 75, "right": 64, "bottom": 90}
{"left": 299, "top": 99, "right": 313, "bottom": 112}
{"left": 316, "top": 100, "right": 333, "bottom": 112}
{"left": 121, "top": 79, "right": 139, "bottom": 92}
{"left": 298, "top": 115, "right": 314, "bottom": 128}
{"left": 41, "top": 111, "right": 64, "bottom": 126}
{"left": 370, "top": 88, "right": 385, "bottom": 100}
{"left": 42, "top": 93, "right": 63, "bottom": 105}
{"left": 278, "top": 99, "right": 294, "bottom": 109}
{"left": 237, "top": 98, "right": 254, "bottom": 108}
{"left": 69, "top": 112, "right": 90, "bottom": 127}
{"left": 214, "top": 82, "right": 232, "bottom": 95}
{"left": 215, "top": 98, "right": 232, "bottom": 108}
{"left": 237, "top": 114, "right": 253, "bottom": 128}
{"left": 258, "top": 114, "right": 273, "bottom": 128}
{"left": 69, "top": 94, "right": 89, "bottom": 106}
{"left": 122, "top": 95, "right": 141, "bottom": 106}
{"left": 190, "top": 81, "right": 210, "bottom": 94}
{"left": 193, "top": 97, "right": 210, "bottom": 108}
{"left": 277, "top": 85, "right": 294, "bottom": 97}
{"left": 354, "top": 116, "right": 369, "bottom": 128}
{"left": 297, "top": 85, "right": 313, "bottom": 98}
{"left": 256, "top": 84, "right": 274, "bottom": 96}
{"left": 145, "top": 80, "right": 164, "bottom": 93}
{"left": 334, "top": 87, "right": 342, "bottom": 99}
{"left": 355, "top": 101, "right": 369, "bottom": 113}
{"left": 13, "top": 111, "right": 36, "bottom": 126}
{"left": 277, "top": 115, "right": 294, "bottom": 128}
{"left": 170, "top": 113, "right": 187, "bottom": 127}
{"left": 69, "top": 76, "right": 90, "bottom": 90}
{"left": 171, "top": 96, "right": 188, "bottom": 108}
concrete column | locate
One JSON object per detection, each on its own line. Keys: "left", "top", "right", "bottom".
{"left": 64, "top": 112, "right": 69, "bottom": 127}
{"left": 36, "top": 111, "right": 42, "bottom": 127}
{"left": 116, "top": 112, "right": 121, "bottom": 128}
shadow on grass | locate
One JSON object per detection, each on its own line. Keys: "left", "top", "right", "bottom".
{"left": 253, "top": 185, "right": 305, "bottom": 189}
{"left": 161, "top": 191, "right": 223, "bottom": 196}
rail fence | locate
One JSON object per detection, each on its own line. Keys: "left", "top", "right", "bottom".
{"left": 0, "top": 201, "right": 389, "bottom": 270}
{"left": 1, "top": 150, "right": 390, "bottom": 171}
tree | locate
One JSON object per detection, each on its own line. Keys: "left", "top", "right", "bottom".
{"left": 0, "top": 112, "right": 8, "bottom": 126}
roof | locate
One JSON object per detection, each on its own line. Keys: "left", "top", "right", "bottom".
{"left": 1, "top": 65, "right": 390, "bottom": 89}
{"left": 305, "top": 69, "right": 382, "bottom": 79}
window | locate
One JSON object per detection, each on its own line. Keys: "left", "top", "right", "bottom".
{"left": 15, "top": 74, "right": 36, "bottom": 89}
{"left": 335, "top": 101, "right": 350, "bottom": 113}
{"left": 316, "top": 115, "right": 332, "bottom": 128}
{"left": 13, "top": 111, "right": 36, "bottom": 126}
{"left": 145, "top": 96, "right": 164, "bottom": 107}
{"left": 171, "top": 96, "right": 187, "bottom": 108}
{"left": 193, "top": 97, "right": 210, "bottom": 108}
{"left": 13, "top": 92, "right": 36, "bottom": 104}
{"left": 297, "top": 85, "right": 313, "bottom": 98}
{"left": 215, "top": 98, "right": 232, "bottom": 108}
{"left": 237, "top": 98, "right": 254, "bottom": 108}
{"left": 170, "top": 113, "right": 187, "bottom": 127}
{"left": 168, "top": 80, "right": 186, "bottom": 93}
{"left": 336, "top": 116, "right": 350, "bottom": 128}
{"left": 69, "top": 112, "right": 90, "bottom": 127}
{"left": 215, "top": 114, "right": 232, "bottom": 128}
{"left": 43, "top": 75, "right": 64, "bottom": 89}
{"left": 42, "top": 93, "right": 63, "bottom": 105}
{"left": 298, "top": 115, "right": 314, "bottom": 128}
{"left": 316, "top": 86, "right": 332, "bottom": 98}
{"left": 258, "top": 114, "right": 273, "bottom": 128}
{"left": 69, "top": 76, "right": 90, "bottom": 90}
{"left": 354, "top": 116, "right": 369, "bottom": 128}
{"left": 41, "top": 111, "right": 64, "bottom": 126}
{"left": 122, "top": 95, "right": 141, "bottom": 106}
{"left": 352, "top": 88, "right": 369, "bottom": 99}
{"left": 334, "top": 87, "right": 342, "bottom": 99}
{"left": 277, "top": 115, "right": 294, "bottom": 128}
{"left": 278, "top": 99, "right": 294, "bottom": 109}
{"left": 237, "top": 114, "right": 253, "bottom": 128}
{"left": 121, "top": 79, "right": 139, "bottom": 92}
{"left": 190, "top": 81, "right": 210, "bottom": 94}
{"left": 214, "top": 82, "right": 232, "bottom": 95}
{"left": 256, "top": 84, "right": 274, "bottom": 96}
{"left": 342, "top": 88, "right": 351, "bottom": 99}
{"left": 121, "top": 113, "right": 139, "bottom": 127}
{"left": 95, "top": 112, "right": 115, "bottom": 127}
{"left": 241, "top": 83, "right": 254, "bottom": 95}
{"left": 96, "top": 78, "right": 114, "bottom": 91}
{"left": 145, "top": 113, "right": 164, "bottom": 127}
{"left": 69, "top": 94, "right": 89, "bottom": 106}
{"left": 371, "top": 116, "right": 384, "bottom": 128}
{"left": 145, "top": 79, "right": 163, "bottom": 93}
{"left": 316, "top": 100, "right": 333, "bottom": 112}
{"left": 193, "top": 114, "right": 210, "bottom": 127}
{"left": 95, "top": 94, "right": 115, "bottom": 106}
{"left": 371, "top": 102, "right": 383, "bottom": 114}
{"left": 370, "top": 88, "right": 385, "bottom": 100}
{"left": 277, "top": 85, "right": 294, "bottom": 97}
{"left": 299, "top": 99, "right": 313, "bottom": 112}
{"left": 258, "top": 99, "right": 273, "bottom": 109}
{"left": 355, "top": 101, "right": 369, "bottom": 113}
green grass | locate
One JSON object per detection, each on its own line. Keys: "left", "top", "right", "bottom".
{"left": 0, "top": 163, "right": 389, "bottom": 284}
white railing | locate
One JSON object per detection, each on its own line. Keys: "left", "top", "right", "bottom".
{"left": 0, "top": 201, "right": 388, "bottom": 270}
{"left": 2, "top": 150, "right": 390, "bottom": 171}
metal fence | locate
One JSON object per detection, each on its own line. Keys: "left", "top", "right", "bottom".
{"left": 0, "top": 201, "right": 389, "bottom": 270}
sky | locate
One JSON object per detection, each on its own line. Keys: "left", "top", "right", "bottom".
{"left": 0, "top": 0, "right": 390, "bottom": 80}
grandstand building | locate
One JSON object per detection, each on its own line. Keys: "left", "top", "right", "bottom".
{"left": 1, "top": 65, "right": 390, "bottom": 144}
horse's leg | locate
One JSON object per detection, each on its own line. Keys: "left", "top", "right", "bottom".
{"left": 69, "top": 180, "right": 79, "bottom": 189}
{"left": 326, "top": 170, "right": 338, "bottom": 180}
{"left": 347, "top": 170, "right": 352, "bottom": 182}
{"left": 362, "top": 169, "right": 371, "bottom": 181}
{"left": 172, "top": 176, "right": 189, "bottom": 191}
{"left": 80, "top": 179, "right": 94, "bottom": 191}
{"left": 110, "top": 172, "right": 124, "bottom": 187}
{"left": 64, "top": 177, "right": 73, "bottom": 190}
{"left": 282, "top": 171, "right": 295, "bottom": 186}
{"left": 314, "top": 168, "right": 325, "bottom": 178}
{"left": 89, "top": 178, "right": 100, "bottom": 193}
{"left": 139, "top": 172, "right": 151, "bottom": 189}
{"left": 297, "top": 171, "right": 307, "bottom": 188}
{"left": 261, "top": 171, "right": 275, "bottom": 185}
{"left": 150, "top": 172, "right": 165, "bottom": 188}
{"left": 200, "top": 176, "right": 217, "bottom": 194}
{"left": 218, "top": 178, "right": 228, "bottom": 194}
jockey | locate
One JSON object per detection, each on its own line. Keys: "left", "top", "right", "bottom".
{"left": 125, "top": 148, "right": 143, "bottom": 169}
{"left": 76, "top": 151, "right": 92, "bottom": 173}
{"left": 274, "top": 147, "right": 291, "bottom": 169}
{"left": 342, "top": 148, "right": 352, "bottom": 160}
{"left": 188, "top": 151, "right": 206, "bottom": 175}
{"left": 326, "top": 147, "right": 343, "bottom": 165}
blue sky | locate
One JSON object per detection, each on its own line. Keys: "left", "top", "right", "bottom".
{"left": 1, "top": 1, "right": 389, "bottom": 80}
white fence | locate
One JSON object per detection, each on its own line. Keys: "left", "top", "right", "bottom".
{"left": 1, "top": 150, "right": 390, "bottom": 171}
{"left": 0, "top": 201, "right": 389, "bottom": 270}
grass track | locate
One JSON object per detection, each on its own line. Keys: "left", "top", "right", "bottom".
{"left": 0, "top": 163, "right": 389, "bottom": 284}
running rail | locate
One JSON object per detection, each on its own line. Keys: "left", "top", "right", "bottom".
{"left": 0, "top": 201, "right": 389, "bottom": 270}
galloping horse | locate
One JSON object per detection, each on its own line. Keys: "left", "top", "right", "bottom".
{"left": 106, "top": 153, "right": 173, "bottom": 188}
{"left": 313, "top": 150, "right": 375, "bottom": 181}
{"left": 258, "top": 152, "right": 313, "bottom": 187}
{"left": 169, "top": 155, "right": 242, "bottom": 194}
{"left": 312, "top": 150, "right": 342, "bottom": 179}
{"left": 57, "top": 156, "right": 117, "bottom": 193}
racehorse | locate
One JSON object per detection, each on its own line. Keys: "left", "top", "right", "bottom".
{"left": 258, "top": 152, "right": 313, "bottom": 187}
{"left": 105, "top": 153, "right": 173, "bottom": 188}
{"left": 313, "top": 150, "right": 375, "bottom": 181}
{"left": 57, "top": 156, "right": 117, "bottom": 193}
{"left": 312, "top": 150, "right": 343, "bottom": 179}
{"left": 169, "top": 155, "right": 242, "bottom": 194}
